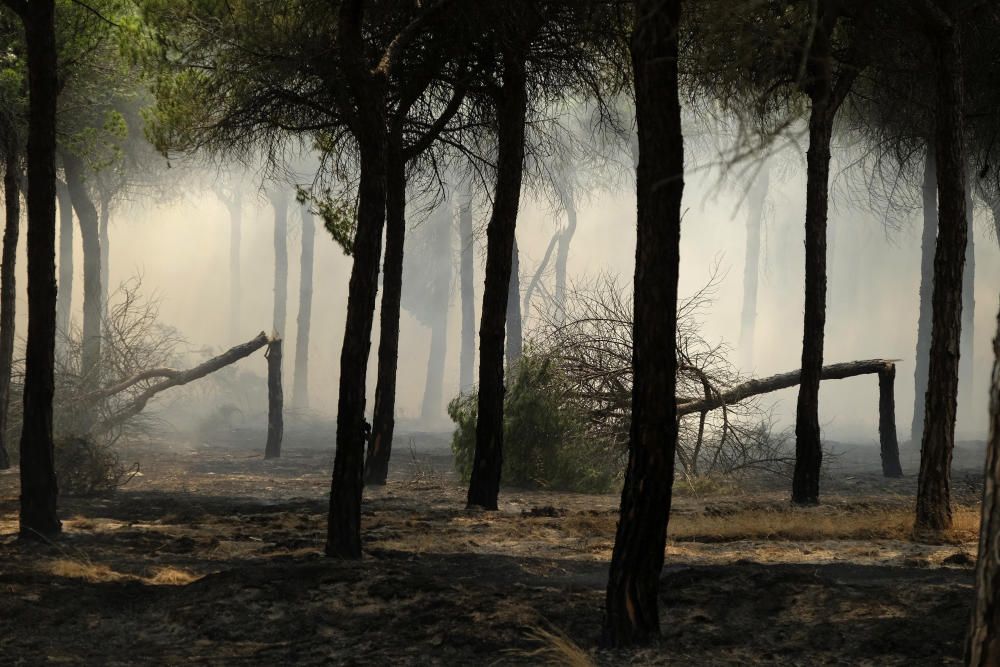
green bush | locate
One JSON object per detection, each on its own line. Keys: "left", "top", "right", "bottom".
{"left": 448, "top": 353, "right": 618, "bottom": 493}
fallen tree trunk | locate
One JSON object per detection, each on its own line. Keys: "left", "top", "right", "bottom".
{"left": 94, "top": 332, "right": 270, "bottom": 435}
{"left": 677, "top": 359, "right": 902, "bottom": 478}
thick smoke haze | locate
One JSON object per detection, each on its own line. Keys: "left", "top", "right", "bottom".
{"left": 16, "top": 145, "right": 996, "bottom": 444}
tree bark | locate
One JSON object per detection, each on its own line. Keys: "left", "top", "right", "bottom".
{"left": 459, "top": 189, "right": 475, "bottom": 393}
{"left": 271, "top": 190, "right": 288, "bottom": 337}
{"left": 958, "top": 183, "right": 975, "bottom": 424}
{"left": 0, "top": 152, "right": 19, "bottom": 470}
{"left": 916, "top": 13, "right": 967, "bottom": 534}
{"left": 98, "top": 195, "right": 109, "bottom": 322}
{"left": 264, "top": 338, "right": 283, "bottom": 459}
{"left": 365, "top": 134, "right": 405, "bottom": 487}
{"left": 62, "top": 151, "right": 102, "bottom": 385}
{"left": 912, "top": 146, "right": 937, "bottom": 442}
{"left": 17, "top": 0, "right": 61, "bottom": 540}
{"left": 878, "top": 365, "right": 903, "bottom": 478}
{"left": 602, "top": 0, "right": 683, "bottom": 647}
{"left": 55, "top": 179, "right": 72, "bottom": 337}
{"left": 227, "top": 197, "right": 242, "bottom": 343}
{"left": 966, "top": 301, "right": 1000, "bottom": 666}
{"left": 292, "top": 203, "right": 314, "bottom": 411}
{"left": 505, "top": 238, "right": 522, "bottom": 364}
{"left": 466, "top": 49, "right": 528, "bottom": 510}
{"left": 739, "top": 167, "right": 769, "bottom": 370}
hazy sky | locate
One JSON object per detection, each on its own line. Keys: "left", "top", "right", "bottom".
{"left": 22, "top": 142, "right": 999, "bottom": 445}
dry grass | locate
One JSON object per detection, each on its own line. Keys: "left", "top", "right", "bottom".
{"left": 512, "top": 625, "right": 596, "bottom": 667}
{"left": 146, "top": 567, "right": 202, "bottom": 585}
{"left": 667, "top": 506, "right": 981, "bottom": 544}
{"left": 47, "top": 559, "right": 129, "bottom": 583}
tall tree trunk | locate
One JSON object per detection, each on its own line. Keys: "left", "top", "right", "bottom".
{"left": 912, "top": 146, "right": 937, "bottom": 442}
{"left": 325, "top": 110, "right": 388, "bottom": 558}
{"left": 916, "top": 15, "right": 967, "bottom": 533}
{"left": 966, "top": 301, "right": 1000, "bottom": 665}
{"left": 466, "top": 49, "right": 528, "bottom": 510}
{"left": 61, "top": 152, "right": 102, "bottom": 385}
{"left": 271, "top": 190, "right": 288, "bottom": 337}
{"left": 227, "top": 198, "right": 241, "bottom": 343}
{"left": 739, "top": 167, "right": 769, "bottom": 370}
{"left": 364, "top": 134, "right": 405, "bottom": 487}
{"left": 958, "top": 183, "right": 975, "bottom": 427}
{"left": 292, "top": 203, "right": 315, "bottom": 411}
{"left": 792, "top": 104, "right": 834, "bottom": 505}
{"left": 421, "top": 313, "right": 448, "bottom": 422}
{"left": 505, "top": 238, "right": 522, "bottom": 364}
{"left": 54, "top": 179, "right": 72, "bottom": 337}
{"left": 554, "top": 197, "right": 577, "bottom": 315}
{"left": 264, "top": 338, "right": 283, "bottom": 459}
{"left": 458, "top": 189, "right": 475, "bottom": 392}
{"left": 602, "top": 0, "right": 683, "bottom": 646}
{"left": 98, "top": 196, "right": 109, "bottom": 321}
{"left": 18, "top": 0, "right": 61, "bottom": 539}
{"left": 0, "top": 152, "right": 20, "bottom": 470}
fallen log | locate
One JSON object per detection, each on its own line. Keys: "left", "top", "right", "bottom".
{"left": 677, "top": 359, "right": 903, "bottom": 478}
{"left": 94, "top": 331, "right": 271, "bottom": 435}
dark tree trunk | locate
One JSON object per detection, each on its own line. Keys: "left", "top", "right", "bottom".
{"left": 739, "top": 167, "right": 769, "bottom": 370}
{"left": 325, "top": 115, "right": 388, "bottom": 558}
{"left": 522, "top": 230, "right": 558, "bottom": 317}
{"left": 878, "top": 365, "right": 903, "bottom": 478}
{"left": 264, "top": 338, "right": 283, "bottom": 459}
{"left": 916, "top": 15, "right": 967, "bottom": 534}
{"left": 958, "top": 183, "right": 975, "bottom": 424}
{"left": 0, "top": 152, "right": 20, "bottom": 470}
{"left": 602, "top": 0, "right": 683, "bottom": 646}
{"left": 912, "top": 147, "right": 937, "bottom": 443}
{"left": 466, "top": 50, "right": 528, "bottom": 510}
{"left": 18, "top": 0, "right": 61, "bottom": 540}
{"left": 792, "top": 105, "right": 834, "bottom": 505}
{"left": 966, "top": 303, "right": 1000, "bottom": 665}
{"left": 459, "top": 190, "right": 475, "bottom": 392}
{"left": 98, "top": 197, "right": 109, "bottom": 321}
{"left": 227, "top": 198, "right": 242, "bottom": 343}
{"left": 62, "top": 152, "right": 102, "bottom": 384}
{"left": 505, "top": 238, "right": 522, "bottom": 364}
{"left": 55, "top": 179, "right": 72, "bottom": 336}
{"left": 271, "top": 191, "right": 288, "bottom": 337}
{"left": 292, "top": 204, "right": 315, "bottom": 411}
{"left": 364, "top": 136, "right": 405, "bottom": 487}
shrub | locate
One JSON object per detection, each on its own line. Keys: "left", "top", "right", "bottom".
{"left": 449, "top": 352, "right": 618, "bottom": 494}
{"left": 54, "top": 436, "right": 136, "bottom": 497}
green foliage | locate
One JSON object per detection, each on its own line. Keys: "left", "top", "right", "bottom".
{"left": 297, "top": 186, "right": 356, "bottom": 256}
{"left": 448, "top": 352, "right": 618, "bottom": 494}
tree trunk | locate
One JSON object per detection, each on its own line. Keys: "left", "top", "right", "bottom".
{"left": 55, "top": 179, "right": 72, "bottom": 337}
{"left": 966, "top": 302, "right": 1000, "bottom": 665}
{"left": 264, "top": 338, "right": 283, "bottom": 459}
{"left": 271, "top": 190, "right": 288, "bottom": 337}
{"left": 421, "top": 312, "right": 448, "bottom": 422}
{"left": 505, "top": 238, "right": 522, "bottom": 364}
{"left": 98, "top": 196, "right": 109, "bottom": 322}
{"left": 554, "top": 196, "right": 577, "bottom": 315}
{"left": 325, "top": 110, "right": 388, "bottom": 558}
{"left": 739, "top": 167, "right": 769, "bottom": 370}
{"left": 602, "top": 0, "right": 683, "bottom": 646}
{"left": 0, "top": 152, "right": 19, "bottom": 470}
{"left": 62, "top": 152, "right": 102, "bottom": 385}
{"left": 18, "top": 0, "right": 61, "bottom": 540}
{"left": 227, "top": 198, "right": 241, "bottom": 343}
{"left": 459, "top": 189, "right": 475, "bottom": 393}
{"left": 912, "top": 146, "right": 937, "bottom": 442}
{"left": 466, "top": 50, "right": 528, "bottom": 510}
{"left": 364, "top": 135, "right": 405, "bottom": 487}
{"left": 292, "top": 203, "right": 314, "bottom": 411}
{"left": 878, "top": 365, "right": 903, "bottom": 478}
{"left": 916, "top": 16, "right": 967, "bottom": 534}
{"left": 792, "top": 103, "right": 834, "bottom": 505}
{"left": 958, "top": 183, "right": 975, "bottom": 426}
{"left": 522, "top": 230, "right": 559, "bottom": 317}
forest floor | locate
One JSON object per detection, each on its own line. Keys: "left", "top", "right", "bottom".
{"left": 0, "top": 431, "right": 986, "bottom": 666}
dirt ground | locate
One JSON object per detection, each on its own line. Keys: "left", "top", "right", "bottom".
{"left": 0, "top": 432, "right": 986, "bottom": 665}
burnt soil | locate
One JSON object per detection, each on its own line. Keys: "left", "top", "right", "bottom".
{"left": 0, "top": 434, "right": 985, "bottom": 665}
